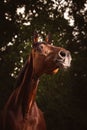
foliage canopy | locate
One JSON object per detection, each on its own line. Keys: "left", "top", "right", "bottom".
{"left": 0, "top": 0, "right": 87, "bottom": 130}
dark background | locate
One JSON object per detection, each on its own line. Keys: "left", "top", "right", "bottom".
{"left": 0, "top": 0, "right": 87, "bottom": 130}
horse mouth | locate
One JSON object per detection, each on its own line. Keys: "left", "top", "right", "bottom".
{"left": 57, "top": 56, "right": 72, "bottom": 69}
{"left": 46, "top": 55, "right": 72, "bottom": 74}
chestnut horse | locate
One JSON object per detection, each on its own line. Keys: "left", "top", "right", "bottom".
{"left": 0, "top": 33, "right": 71, "bottom": 130}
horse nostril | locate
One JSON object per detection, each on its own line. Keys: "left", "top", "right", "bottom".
{"left": 59, "top": 50, "right": 66, "bottom": 58}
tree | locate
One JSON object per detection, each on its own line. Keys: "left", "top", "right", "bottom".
{"left": 0, "top": 0, "right": 87, "bottom": 130}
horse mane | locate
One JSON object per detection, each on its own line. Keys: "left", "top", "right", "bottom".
{"left": 15, "top": 54, "right": 33, "bottom": 88}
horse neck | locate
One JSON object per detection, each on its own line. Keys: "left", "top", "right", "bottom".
{"left": 15, "top": 54, "right": 39, "bottom": 117}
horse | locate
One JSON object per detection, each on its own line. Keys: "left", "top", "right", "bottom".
{"left": 0, "top": 33, "right": 72, "bottom": 130}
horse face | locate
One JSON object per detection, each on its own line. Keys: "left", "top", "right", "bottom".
{"left": 32, "top": 33, "right": 72, "bottom": 76}
{"left": 32, "top": 42, "right": 71, "bottom": 75}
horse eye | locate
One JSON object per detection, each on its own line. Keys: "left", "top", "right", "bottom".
{"left": 36, "top": 45, "right": 43, "bottom": 52}
{"left": 39, "top": 45, "right": 43, "bottom": 49}
{"left": 40, "top": 45, "right": 43, "bottom": 49}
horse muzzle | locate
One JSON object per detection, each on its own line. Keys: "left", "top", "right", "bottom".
{"left": 54, "top": 50, "right": 72, "bottom": 69}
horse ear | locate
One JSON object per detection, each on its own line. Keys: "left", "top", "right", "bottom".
{"left": 33, "top": 31, "right": 38, "bottom": 43}
{"left": 45, "top": 33, "right": 52, "bottom": 44}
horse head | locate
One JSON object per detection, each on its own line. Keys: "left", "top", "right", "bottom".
{"left": 30, "top": 33, "right": 72, "bottom": 77}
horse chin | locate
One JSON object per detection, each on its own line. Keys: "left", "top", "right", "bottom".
{"left": 52, "top": 68, "right": 59, "bottom": 74}
{"left": 46, "top": 68, "right": 59, "bottom": 75}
